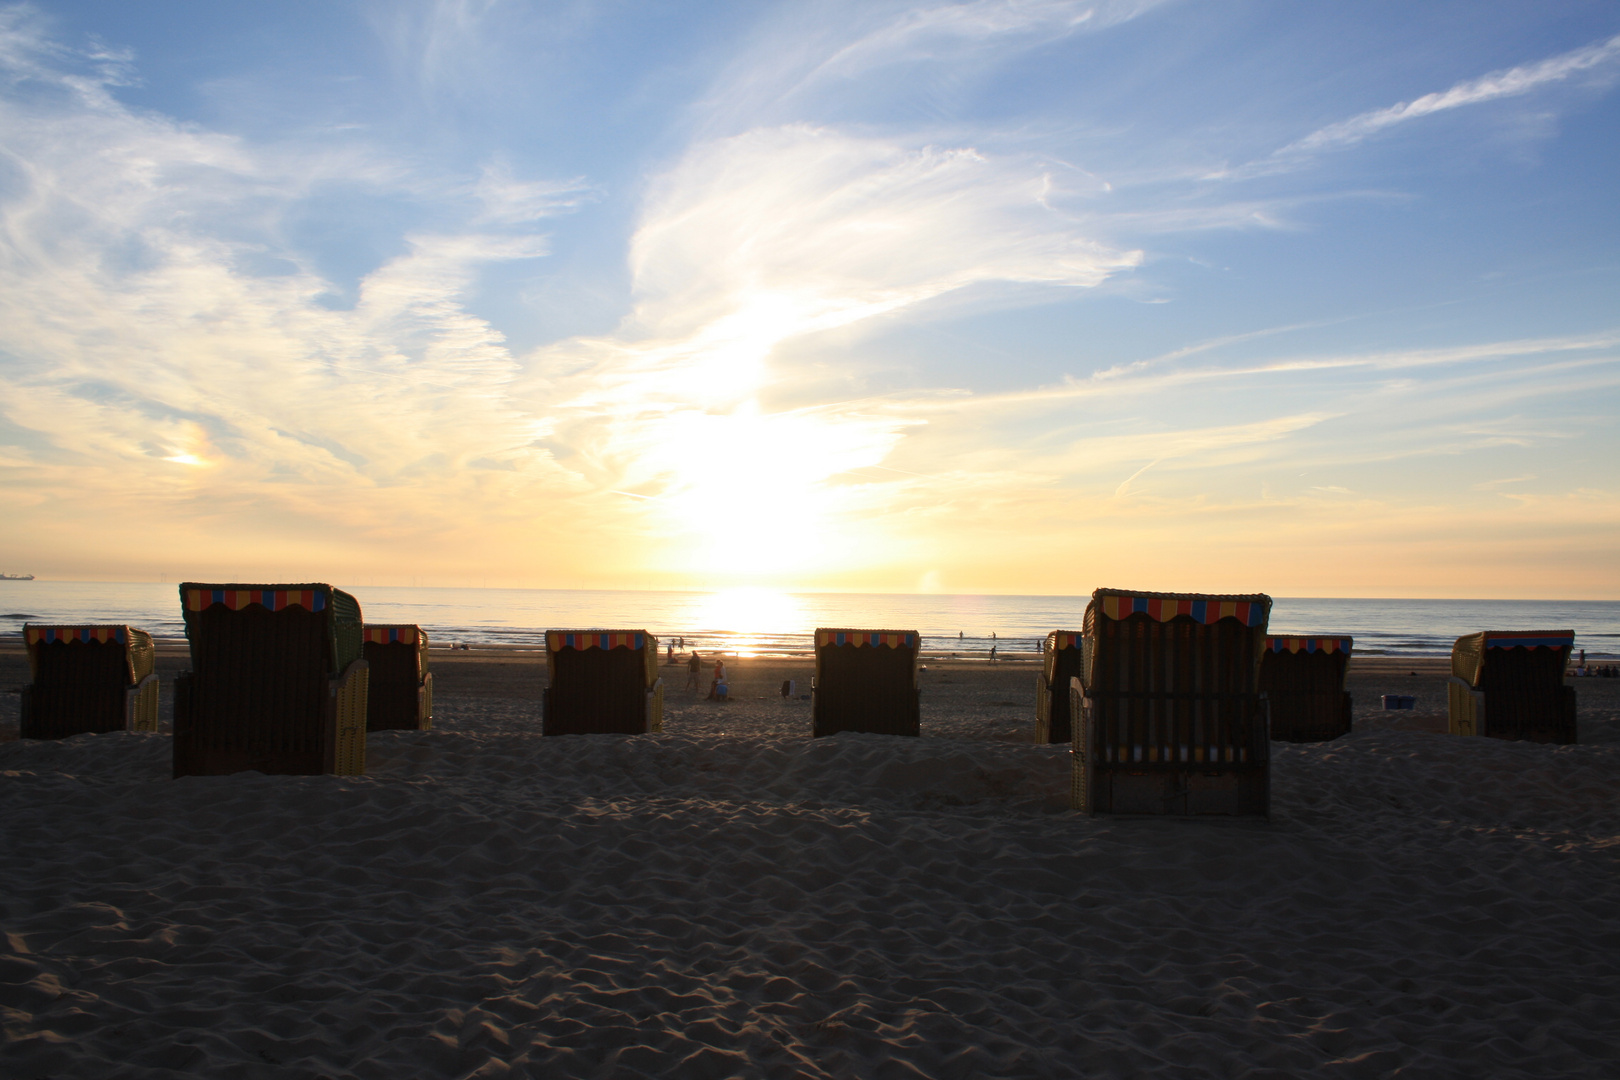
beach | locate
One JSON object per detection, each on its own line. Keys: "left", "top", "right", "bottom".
{"left": 2, "top": 645, "right": 1618, "bottom": 1077}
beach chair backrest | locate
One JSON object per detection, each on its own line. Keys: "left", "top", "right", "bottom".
{"left": 178, "top": 584, "right": 364, "bottom": 760}
{"left": 24, "top": 624, "right": 153, "bottom": 687}
{"left": 22, "top": 624, "right": 157, "bottom": 737}
{"left": 1259, "top": 636, "right": 1353, "bottom": 742}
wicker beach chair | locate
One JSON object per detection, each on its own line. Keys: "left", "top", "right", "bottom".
{"left": 543, "top": 630, "right": 662, "bottom": 735}
{"left": 1259, "top": 636, "right": 1353, "bottom": 743}
{"left": 1068, "top": 589, "right": 1272, "bottom": 816}
{"left": 19, "top": 624, "right": 160, "bottom": 739}
{"left": 1035, "top": 631, "right": 1085, "bottom": 744}
{"left": 1447, "top": 630, "right": 1576, "bottom": 744}
{"left": 173, "top": 584, "right": 368, "bottom": 777}
{"left": 811, "top": 629, "right": 920, "bottom": 737}
{"left": 363, "top": 625, "right": 433, "bottom": 731}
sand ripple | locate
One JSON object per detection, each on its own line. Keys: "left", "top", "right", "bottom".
{"left": 1, "top": 697, "right": 1617, "bottom": 1077}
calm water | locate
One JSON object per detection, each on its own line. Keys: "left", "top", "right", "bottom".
{"left": 2, "top": 581, "right": 1616, "bottom": 658}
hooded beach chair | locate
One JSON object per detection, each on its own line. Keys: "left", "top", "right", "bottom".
{"left": 1068, "top": 589, "right": 1271, "bottom": 816}
{"left": 19, "top": 624, "right": 159, "bottom": 739}
{"left": 1259, "top": 636, "right": 1353, "bottom": 742}
{"left": 1448, "top": 630, "right": 1576, "bottom": 744}
{"left": 1035, "top": 630, "right": 1085, "bottom": 744}
{"left": 811, "top": 629, "right": 920, "bottom": 737}
{"left": 543, "top": 630, "right": 663, "bottom": 735}
{"left": 173, "top": 584, "right": 368, "bottom": 777}
{"left": 363, "top": 624, "right": 433, "bottom": 731}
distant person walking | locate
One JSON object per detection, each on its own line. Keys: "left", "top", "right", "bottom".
{"left": 990, "top": 645, "right": 998, "bottom": 663}
{"left": 686, "top": 651, "right": 701, "bottom": 691}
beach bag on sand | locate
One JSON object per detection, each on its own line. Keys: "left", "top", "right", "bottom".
{"left": 173, "top": 584, "right": 368, "bottom": 778}
{"left": 1259, "top": 636, "right": 1353, "bottom": 743}
{"left": 362, "top": 624, "right": 433, "bottom": 731}
{"left": 811, "top": 629, "right": 920, "bottom": 737}
{"left": 543, "top": 630, "right": 663, "bottom": 735}
{"left": 1069, "top": 590, "right": 1271, "bottom": 817}
{"left": 1447, "top": 631, "right": 1576, "bottom": 744}
{"left": 1035, "top": 631, "right": 1085, "bottom": 744}
{"left": 19, "top": 624, "right": 159, "bottom": 739}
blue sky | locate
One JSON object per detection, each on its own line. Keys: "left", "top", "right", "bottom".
{"left": 1, "top": 1, "right": 1617, "bottom": 596}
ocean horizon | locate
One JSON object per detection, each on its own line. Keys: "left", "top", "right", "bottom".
{"left": 2, "top": 581, "right": 1616, "bottom": 659}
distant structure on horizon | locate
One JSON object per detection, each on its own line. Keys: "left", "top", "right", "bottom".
{"left": 0, "top": 572, "right": 35, "bottom": 580}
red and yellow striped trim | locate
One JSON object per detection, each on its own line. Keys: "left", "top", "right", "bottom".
{"left": 185, "top": 588, "right": 326, "bottom": 613}
{"left": 1050, "top": 632, "right": 1083, "bottom": 651}
{"left": 1097, "top": 594, "right": 1267, "bottom": 626}
{"left": 547, "top": 631, "right": 647, "bottom": 652}
{"left": 815, "top": 630, "right": 917, "bottom": 649}
{"left": 1266, "top": 636, "right": 1352, "bottom": 655}
{"left": 364, "top": 625, "right": 419, "bottom": 645}
{"left": 25, "top": 625, "right": 127, "bottom": 646}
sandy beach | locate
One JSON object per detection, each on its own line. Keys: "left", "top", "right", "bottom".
{"left": 2, "top": 644, "right": 1618, "bottom": 1077}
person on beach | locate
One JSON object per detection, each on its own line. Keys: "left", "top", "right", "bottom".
{"left": 686, "top": 651, "right": 701, "bottom": 691}
{"left": 706, "top": 657, "right": 728, "bottom": 700}
{"left": 990, "top": 645, "right": 997, "bottom": 663}
{"left": 666, "top": 642, "right": 674, "bottom": 664}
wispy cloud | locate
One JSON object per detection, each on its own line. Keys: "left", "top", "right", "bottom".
{"left": 0, "top": 14, "right": 592, "bottom": 571}
{"left": 1286, "top": 33, "right": 1620, "bottom": 156}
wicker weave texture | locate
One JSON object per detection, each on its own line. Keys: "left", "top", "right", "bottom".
{"left": 812, "top": 640, "right": 920, "bottom": 737}
{"left": 1259, "top": 648, "right": 1352, "bottom": 742}
{"left": 20, "top": 639, "right": 134, "bottom": 739}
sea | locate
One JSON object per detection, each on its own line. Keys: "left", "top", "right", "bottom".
{"left": 1, "top": 581, "right": 1617, "bottom": 659}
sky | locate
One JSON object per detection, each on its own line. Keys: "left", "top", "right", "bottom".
{"left": 0, "top": 0, "right": 1617, "bottom": 598}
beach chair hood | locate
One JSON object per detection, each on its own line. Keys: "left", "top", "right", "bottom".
{"left": 24, "top": 624, "right": 154, "bottom": 686}
{"left": 813, "top": 629, "right": 919, "bottom": 683}
{"left": 1082, "top": 588, "right": 1272, "bottom": 687}
{"left": 181, "top": 584, "right": 362, "bottom": 675}
{"left": 546, "top": 630, "right": 659, "bottom": 687}
{"left": 1451, "top": 630, "right": 1575, "bottom": 688}
{"left": 365, "top": 624, "right": 430, "bottom": 677}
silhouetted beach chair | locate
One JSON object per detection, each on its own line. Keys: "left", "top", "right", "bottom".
{"left": 363, "top": 625, "right": 433, "bottom": 731}
{"left": 543, "top": 630, "right": 663, "bottom": 735}
{"left": 1035, "top": 631, "right": 1085, "bottom": 744}
{"left": 1069, "top": 589, "right": 1271, "bottom": 816}
{"left": 173, "top": 584, "right": 368, "bottom": 777}
{"left": 811, "top": 629, "right": 920, "bottom": 737}
{"left": 19, "top": 624, "right": 159, "bottom": 739}
{"left": 1448, "top": 630, "right": 1576, "bottom": 743}
{"left": 1259, "top": 636, "right": 1353, "bottom": 742}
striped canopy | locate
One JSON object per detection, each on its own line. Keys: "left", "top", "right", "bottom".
{"left": 1047, "top": 631, "right": 1084, "bottom": 651}
{"left": 547, "top": 630, "right": 648, "bottom": 652}
{"left": 25, "top": 625, "right": 128, "bottom": 645}
{"left": 185, "top": 588, "right": 326, "bottom": 613}
{"left": 815, "top": 629, "right": 918, "bottom": 649}
{"left": 1453, "top": 629, "right": 1575, "bottom": 686}
{"left": 1483, "top": 631, "right": 1574, "bottom": 650}
{"left": 1093, "top": 589, "right": 1270, "bottom": 627}
{"left": 365, "top": 625, "right": 420, "bottom": 646}
{"left": 1266, "top": 636, "right": 1352, "bottom": 654}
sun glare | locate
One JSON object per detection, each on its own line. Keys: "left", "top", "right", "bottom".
{"left": 678, "top": 587, "right": 806, "bottom": 656}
